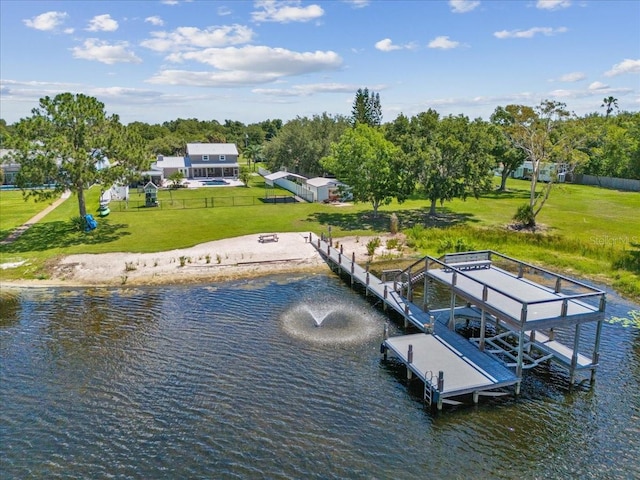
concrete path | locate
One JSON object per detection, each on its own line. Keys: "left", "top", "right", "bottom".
{"left": 0, "top": 191, "right": 71, "bottom": 245}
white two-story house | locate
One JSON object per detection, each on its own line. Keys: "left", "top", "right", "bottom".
{"left": 186, "top": 143, "right": 239, "bottom": 179}
{"left": 153, "top": 143, "right": 240, "bottom": 181}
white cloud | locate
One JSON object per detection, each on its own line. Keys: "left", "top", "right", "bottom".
{"left": 253, "top": 82, "right": 360, "bottom": 96}
{"left": 148, "top": 69, "right": 281, "bottom": 86}
{"left": 87, "top": 14, "right": 119, "bottom": 32}
{"left": 428, "top": 36, "right": 461, "bottom": 49}
{"left": 344, "top": 0, "right": 370, "bottom": 8}
{"left": 23, "top": 11, "right": 68, "bottom": 31}
{"left": 148, "top": 46, "right": 342, "bottom": 87}
{"left": 536, "top": 0, "right": 571, "bottom": 10}
{"left": 145, "top": 16, "right": 164, "bottom": 26}
{"left": 252, "top": 1, "right": 324, "bottom": 23}
{"left": 141, "top": 25, "right": 254, "bottom": 52}
{"left": 375, "top": 39, "right": 401, "bottom": 52}
{"left": 605, "top": 58, "right": 640, "bottom": 77}
{"left": 167, "top": 45, "right": 341, "bottom": 73}
{"left": 494, "top": 26, "right": 567, "bottom": 39}
{"left": 558, "top": 72, "right": 585, "bottom": 82}
{"left": 588, "top": 81, "right": 608, "bottom": 90}
{"left": 218, "top": 6, "right": 233, "bottom": 16}
{"left": 375, "top": 38, "right": 416, "bottom": 52}
{"left": 449, "top": 1, "right": 480, "bottom": 13}
{"left": 71, "top": 39, "right": 142, "bottom": 64}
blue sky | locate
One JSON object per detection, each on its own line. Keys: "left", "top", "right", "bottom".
{"left": 1, "top": 0, "right": 639, "bottom": 125}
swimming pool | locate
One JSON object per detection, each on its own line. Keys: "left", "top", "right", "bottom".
{"left": 201, "top": 179, "right": 229, "bottom": 186}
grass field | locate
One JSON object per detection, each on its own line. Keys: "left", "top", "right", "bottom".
{"left": 0, "top": 189, "right": 58, "bottom": 235}
{"left": 1, "top": 175, "right": 638, "bottom": 299}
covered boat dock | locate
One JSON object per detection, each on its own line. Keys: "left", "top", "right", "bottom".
{"left": 311, "top": 234, "right": 606, "bottom": 410}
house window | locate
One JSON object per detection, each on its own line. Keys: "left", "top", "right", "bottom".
{"left": 202, "top": 155, "right": 209, "bottom": 161}
{"left": 219, "top": 155, "right": 226, "bottom": 161}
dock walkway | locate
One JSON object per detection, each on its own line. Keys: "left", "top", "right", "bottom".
{"left": 311, "top": 234, "right": 520, "bottom": 409}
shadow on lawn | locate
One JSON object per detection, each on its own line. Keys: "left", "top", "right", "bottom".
{"left": 306, "top": 207, "right": 478, "bottom": 233}
{"left": 0, "top": 220, "right": 130, "bottom": 254}
{"left": 483, "top": 188, "right": 531, "bottom": 200}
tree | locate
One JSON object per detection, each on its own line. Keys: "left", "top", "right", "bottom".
{"left": 238, "top": 166, "right": 252, "bottom": 187}
{"left": 415, "top": 115, "right": 495, "bottom": 215}
{"left": 601, "top": 96, "right": 619, "bottom": 118}
{"left": 497, "top": 100, "right": 571, "bottom": 227}
{"left": 351, "top": 88, "right": 382, "bottom": 127}
{"left": 321, "top": 123, "right": 411, "bottom": 216}
{"left": 490, "top": 108, "right": 528, "bottom": 191}
{"left": 167, "top": 170, "right": 185, "bottom": 188}
{"left": 11, "top": 93, "right": 149, "bottom": 219}
{"left": 243, "top": 144, "right": 263, "bottom": 167}
{"left": 262, "top": 113, "right": 350, "bottom": 177}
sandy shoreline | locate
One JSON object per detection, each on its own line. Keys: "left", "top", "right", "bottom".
{"left": 1, "top": 232, "right": 391, "bottom": 288}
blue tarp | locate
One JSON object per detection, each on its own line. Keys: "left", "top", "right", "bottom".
{"left": 84, "top": 214, "right": 97, "bottom": 232}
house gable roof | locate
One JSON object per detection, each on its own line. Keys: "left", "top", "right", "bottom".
{"left": 186, "top": 143, "right": 238, "bottom": 156}
{"left": 306, "top": 177, "right": 341, "bottom": 188}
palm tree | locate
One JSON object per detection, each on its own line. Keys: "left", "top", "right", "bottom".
{"left": 243, "top": 144, "right": 263, "bottom": 171}
{"left": 601, "top": 96, "right": 619, "bottom": 118}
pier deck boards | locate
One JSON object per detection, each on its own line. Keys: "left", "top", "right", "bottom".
{"left": 384, "top": 333, "right": 518, "bottom": 399}
{"left": 311, "top": 236, "right": 605, "bottom": 408}
{"left": 312, "top": 236, "right": 520, "bottom": 407}
{"left": 428, "top": 266, "right": 601, "bottom": 328}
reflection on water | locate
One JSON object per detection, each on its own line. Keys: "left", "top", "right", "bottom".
{"left": 0, "top": 274, "right": 639, "bottom": 479}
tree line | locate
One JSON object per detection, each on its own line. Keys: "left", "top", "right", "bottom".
{"left": 1, "top": 91, "right": 638, "bottom": 227}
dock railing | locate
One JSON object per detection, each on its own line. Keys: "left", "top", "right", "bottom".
{"left": 392, "top": 251, "right": 606, "bottom": 327}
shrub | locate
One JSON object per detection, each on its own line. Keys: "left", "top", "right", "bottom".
{"left": 438, "top": 237, "right": 474, "bottom": 253}
{"left": 386, "top": 237, "right": 402, "bottom": 251}
{"left": 390, "top": 213, "right": 399, "bottom": 234}
{"left": 366, "top": 237, "right": 381, "bottom": 257}
{"left": 514, "top": 204, "right": 536, "bottom": 228}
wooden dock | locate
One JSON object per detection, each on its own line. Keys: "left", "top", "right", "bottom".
{"left": 310, "top": 234, "right": 520, "bottom": 410}
{"left": 310, "top": 234, "right": 607, "bottom": 410}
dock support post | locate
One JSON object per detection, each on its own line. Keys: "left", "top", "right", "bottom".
{"left": 350, "top": 253, "right": 355, "bottom": 286}
{"left": 407, "top": 345, "right": 413, "bottom": 379}
{"left": 383, "top": 285, "right": 388, "bottom": 311}
{"left": 423, "top": 258, "right": 429, "bottom": 312}
{"left": 515, "top": 381, "right": 521, "bottom": 396}
{"left": 473, "top": 391, "right": 479, "bottom": 404}
{"left": 407, "top": 267, "right": 412, "bottom": 302}
{"left": 479, "top": 310, "right": 486, "bottom": 351}
{"left": 404, "top": 304, "right": 409, "bottom": 328}
{"left": 382, "top": 323, "right": 389, "bottom": 360}
{"left": 448, "top": 273, "right": 457, "bottom": 330}
{"left": 569, "top": 323, "right": 582, "bottom": 386}
{"left": 516, "top": 329, "right": 526, "bottom": 379}
{"left": 591, "top": 319, "right": 603, "bottom": 383}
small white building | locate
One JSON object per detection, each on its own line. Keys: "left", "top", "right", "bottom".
{"left": 513, "top": 161, "right": 566, "bottom": 183}
{"left": 262, "top": 169, "right": 348, "bottom": 202}
{"left": 305, "top": 177, "right": 345, "bottom": 203}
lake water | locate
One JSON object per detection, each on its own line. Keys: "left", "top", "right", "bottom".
{"left": 1, "top": 273, "right": 639, "bottom": 479}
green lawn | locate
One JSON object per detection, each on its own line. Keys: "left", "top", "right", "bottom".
{"left": 1, "top": 176, "right": 639, "bottom": 299}
{"left": 0, "top": 189, "right": 60, "bottom": 236}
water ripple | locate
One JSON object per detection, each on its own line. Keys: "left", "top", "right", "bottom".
{"left": 0, "top": 276, "right": 638, "bottom": 479}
